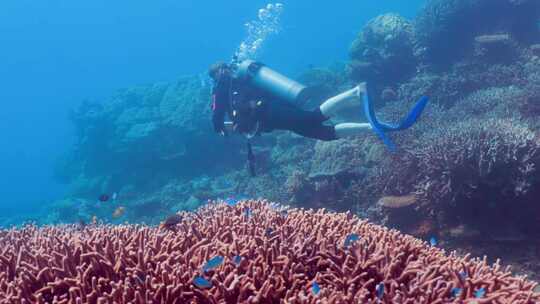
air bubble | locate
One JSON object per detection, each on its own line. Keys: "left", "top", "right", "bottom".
{"left": 235, "top": 3, "right": 284, "bottom": 61}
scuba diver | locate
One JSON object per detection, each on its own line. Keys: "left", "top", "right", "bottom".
{"left": 209, "top": 59, "right": 429, "bottom": 175}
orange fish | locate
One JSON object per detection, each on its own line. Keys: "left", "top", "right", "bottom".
{"left": 112, "top": 206, "right": 126, "bottom": 218}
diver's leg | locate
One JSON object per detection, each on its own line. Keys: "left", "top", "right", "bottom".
{"left": 319, "top": 82, "right": 367, "bottom": 118}
{"left": 290, "top": 124, "right": 337, "bottom": 141}
{"left": 334, "top": 123, "right": 372, "bottom": 138}
{"left": 290, "top": 122, "right": 372, "bottom": 140}
{"left": 263, "top": 98, "right": 328, "bottom": 130}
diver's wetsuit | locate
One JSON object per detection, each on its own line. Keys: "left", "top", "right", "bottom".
{"left": 261, "top": 99, "right": 336, "bottom": 140}
{"left": 211, "top": 71, "right": 337, "bottom": 141}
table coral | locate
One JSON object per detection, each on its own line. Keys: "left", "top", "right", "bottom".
{"left": 0, "top": 200, "right": 538, "bottom": 303}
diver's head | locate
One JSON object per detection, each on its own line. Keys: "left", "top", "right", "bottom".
{"left": 208, "top": 61, "right": 231, "bottom": 82}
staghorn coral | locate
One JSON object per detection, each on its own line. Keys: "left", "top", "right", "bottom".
{"left": 373, "top": 118, "right": 540, "bottom": 206}
{"left": 0, "top": 200, "right": 539, "bottom": 303}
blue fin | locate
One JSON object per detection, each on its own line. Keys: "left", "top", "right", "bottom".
{"left": 363, "top": 92, "right": 429, "bottom": 151}
{"left": 395, "top": 96, "right": 429, "bottom": 131}
{"left": 363, "top": 93, "right": 397, "bottom": 152}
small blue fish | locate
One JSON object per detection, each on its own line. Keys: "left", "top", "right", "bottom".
{"left": 344, "top": 233, "right": 360, "bottom": 247}
{"left": 225, "top": 198, "right": 238, "bottom": 206}
{"left": 429, "top": 236, "right": 438, "bottom": 246}
{"left": 459, "top": 271, "right": 468, "bottom": 279}
{"left": 376, "top": 283, "right": 384, "bottom": 299}
{"left": 451, "top": 287, "right": 462, "bottom": 298}
{"left": 269, "top": 202, "right": 280, "bottom": 209}
{"left": 312, "top": 282, "right": 321, "bottom": 295}
{"left": 474, "top": 287, "right": 486, "bottom": 298}
{"left": 193, "top": 276, "right": 212, "bottom": 289}
{"left": 280, "top": 210, "right": 288, "bottom": 217}
{"left": 265, "top": 227, "right": 273, "bottom": 237}
{"left": 233, "top": 255, "right": 242, "bottom": 265}
{"left": 203, "top": 256, "right": 224, "bottom": 272}
{"left": 245, "top": 208, "right": 252, "bottom": 218}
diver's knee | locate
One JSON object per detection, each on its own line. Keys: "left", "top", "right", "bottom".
{"left": 356, "top": 82, "right": 367, "bottom": 95}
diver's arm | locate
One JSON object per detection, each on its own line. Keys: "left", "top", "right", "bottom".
{"left": 211, "top": 79, "right": 230, "bottom": 135}
{"left": 211, "top": 95, "right": 226, "bottom": 134}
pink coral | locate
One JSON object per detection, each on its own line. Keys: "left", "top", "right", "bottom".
{"left": 0, "top": 200, "right": 538, "bottom": 303}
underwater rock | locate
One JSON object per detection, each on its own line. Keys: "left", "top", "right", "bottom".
{"left": 519, "top": 94, "right": 540, "bottom": 119}
{"left": 349, "top": 13, "right": 416, "bottom": 84}
{"left": 350, "top": 13, "right": 414, "bottom": 60}
{"left": 284, "top": 170, "right": 313, "bottom": 204}
{"left": 474, "top": 34, "right": 512, "bottom": 45}
{"left": 309, "top": 138, "right": 366, "bottom": 179}
{"left": 2, "top": 200, "right": 538, "bottom": 303}
{"left": 346, "top": 60, "right": 376, "bottom": 82}
{"left": 474, "top": 34, "right": 517, "bottom": 61}
{"left": 487, "top": 224, "right": 528, "bottom": 242}
{"left": 408, "top": 219, "right": 437, "bottom": 238}
{"left": 415, "top": 0, "right": 540, "bottom": 64}
{"left": 377, "top": 194, "right": 417, "bottom": 208}
{"left": 531, "top": 44, "right": 540, "bottom": 56}
{"left": 443, "top": 224, "right": 482, "bottom": 240}
{"left": 122, "top": 122, "right": 159, "bottom": 144}
{"left": 58, "top": 75, "right": 243, "bottom": 202}
{"left": 380, "top": 87, "right": 398, "bottom": 102}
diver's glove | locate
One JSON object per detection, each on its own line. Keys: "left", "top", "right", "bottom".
{"left": 363, "top": 93, "right": 429, "bottom": 152}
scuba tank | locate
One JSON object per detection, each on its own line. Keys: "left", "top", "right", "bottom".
{"left": 234, "top": 59, "right": 315, "bottom": 106}
{"left": 228, "top": 58, "right": 316, "bottom": 177}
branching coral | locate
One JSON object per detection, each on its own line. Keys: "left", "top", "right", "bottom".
{"left": 372, "top": 118, "right": 540, "bottom": 207}
{"left": 0, "top": 200, "right": 539, "bottom": 303}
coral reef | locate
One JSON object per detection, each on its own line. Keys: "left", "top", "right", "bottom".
{"left": 57, "top": 76, "right": 245, "bottom": 200}
{"left": 414, "top": 0, "right": 540, "bottom": 64}
{"left": 1, "top": 201, "right": 539, "bottom": 303}
{"left": 348, "top": 13, "right": 416, "bottom": 86}
{"left": 362, "top": 116, "right": 540, "bottom": 246}
{"left": 296, "top": 65, "right": 347, "bottom": 106}
{"left": 373, "top": 118, "right": 540, "bottom": 205}
{"left": 33, "top": 0, "right": 540, "bottom": 287}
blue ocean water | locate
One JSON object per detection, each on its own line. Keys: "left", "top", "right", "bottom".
{"left": 0, "top": 0, "right": 424, "bottom": 223}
